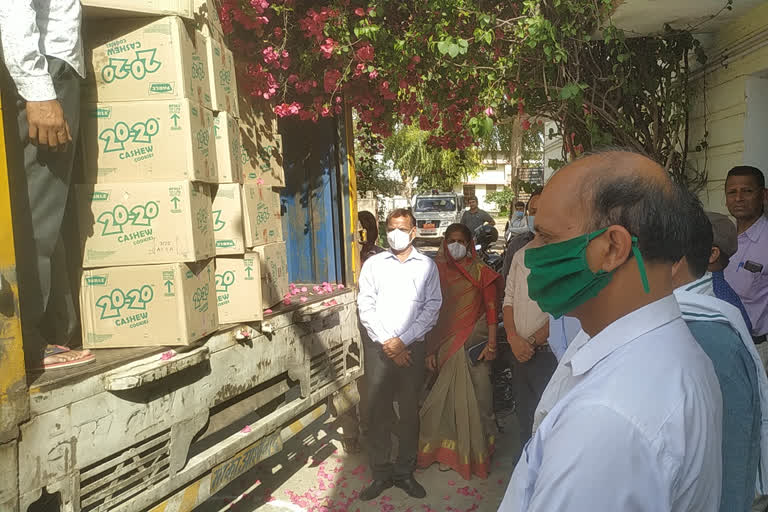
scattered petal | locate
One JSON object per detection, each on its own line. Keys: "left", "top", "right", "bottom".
{"left": 265, "top": 308, "right": 273, "bottom": 314}
{"left": 300, "top": 296, "right": 308, "bottom": 303}
{"left": 240, "top": 425, "right": 252, "bottom": 433}
{"left": 160, "top": 350, "right": 176, "bottom": 361}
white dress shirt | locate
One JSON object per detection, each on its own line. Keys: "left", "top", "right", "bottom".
{"left": 357, "top": 248, "right": 442, "bottom": 346}
{"left": 0, "top": 0, "right": 85, "bottom": 101}
{"left": 501, "top": 296, "right": 723, "bottom": 512}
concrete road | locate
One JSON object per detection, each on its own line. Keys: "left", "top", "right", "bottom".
{"left": 194, "top": 414, "right": 521, "bottom": 512}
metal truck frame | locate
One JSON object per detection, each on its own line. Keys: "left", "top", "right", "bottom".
{"left": 0, "top": 95, "right": 364, "bottom": 512}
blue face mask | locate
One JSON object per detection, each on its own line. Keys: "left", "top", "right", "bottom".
{"left": 514, "top": 211, "right": 525, "bottom": 219}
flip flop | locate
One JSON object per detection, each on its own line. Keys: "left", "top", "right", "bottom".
{"left": 40, "top": 345, "right": 95, "bottom": 370}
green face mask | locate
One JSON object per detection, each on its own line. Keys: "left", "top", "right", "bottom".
{"left": 524, "top": 227, "right": 650, "bottom": 319}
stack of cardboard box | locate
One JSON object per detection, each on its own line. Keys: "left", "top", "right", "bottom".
{"left": 194, "top": 0, "right": 289, "bottom": 317}
{"left": 74, "top": 4, "right": 287, "bottom": 349}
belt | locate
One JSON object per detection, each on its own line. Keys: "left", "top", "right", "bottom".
{"left": 535, "top": 344, "right": 551, "bottom": 353}
{"left": 754, "top": 335, "right": 767, "bottom": 345}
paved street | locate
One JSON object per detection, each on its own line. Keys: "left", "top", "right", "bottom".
{"left": 194, "top": 414, "right": 521, "bottom": 512}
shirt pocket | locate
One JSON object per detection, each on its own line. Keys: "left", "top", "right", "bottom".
{"left": 746, "top": 262, "right": 768, "bottom": 294}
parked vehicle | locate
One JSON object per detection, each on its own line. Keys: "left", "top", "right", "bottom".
{"left": 0, "top": 104, "right": 364, "bottom": 512}
{"left": 412, "top": 192, "right": 465, "bottom": 242}
{"left": 474, "top": 224, "right": 503, "bottom": 273}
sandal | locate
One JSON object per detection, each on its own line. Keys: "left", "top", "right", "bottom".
{"left": 40, "top": 345, "right": 95, "bottom": 370}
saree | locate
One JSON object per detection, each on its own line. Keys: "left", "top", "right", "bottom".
{"left": 418, "top": 241, "right": 501, "bottom": 480}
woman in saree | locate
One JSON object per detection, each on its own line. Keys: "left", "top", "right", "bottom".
{"left": 418, "top": 223, "right": 501, "bottom": 480}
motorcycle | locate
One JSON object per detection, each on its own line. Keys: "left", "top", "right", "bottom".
{"left": 473, "top": 224, "right": 503, "bottom": 273}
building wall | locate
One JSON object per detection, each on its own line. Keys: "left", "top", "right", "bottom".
{"left": 688, "top": 1, "right": 768, "bottom": 214}
{"left": 542, "top": 120, "right": 563, "bottom": 183}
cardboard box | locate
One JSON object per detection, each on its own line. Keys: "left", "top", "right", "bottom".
{"left": 242, "top": 184, "right": 283, "bottom": 248}
{"left": 211, "top": 184, "right": 245, "bottom": 255}
{"left": 213, "top": 112, "right": 243, "bottom": 183}
{"left": 254, "top": 242, "right": 288, "bottom": 308}
{"left": 82, "top": 99, "right": 217, "bottom": 183}
{"left": 80, "top": 260, "right": 218, "bottom": 348}
{"left": 81, "top": 0, "right": 194, "bottom": 19}
{"left": 84, "top": 16, "right": 211, "bottom": 108}
{"left": 238, "top": 95, "right": 285, "bottom": 187}
{"left": 77, "top": 181, "right": 215, "bottom": 267}
{"left": 193, "top": 0, "right": 225, "bottom": 41}
{"left": 215, "top": 254, "right": 263, "bottom": 324}
{"left": 205, "top": 36, "right": 239, "bottom": 116}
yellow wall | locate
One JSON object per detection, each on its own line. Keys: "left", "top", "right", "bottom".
{"left": 688, "top": 2, "right": 768, "bottom": 213}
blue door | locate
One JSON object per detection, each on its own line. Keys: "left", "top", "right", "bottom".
{"left": 279, "top": 118, "right": 343, "bottom": 284}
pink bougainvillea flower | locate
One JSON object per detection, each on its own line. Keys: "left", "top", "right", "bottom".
{"left": 160, "top": 350, "right": 175, "bottom": 361}
{"left": 521, "top": 119, "right": 531, "bottom": 130}
{"left": 240, "top": 424, "right": 252, "bottom": 433}
{"left": 354, "top": 7, "right": 366, "bottom": 16}
{"left": 355, "top": 43, "right": 375, "bottom": 62}
{"left": 301, "top": 286, "right": 308, "bottom": 292}
{"left": 300, "top": 296, "right": 308, "bottom": 303}
{"left": 273, "top": 26, "right": 283, "bottom": 38}
{"left": 324, "top": 69, "right": 342, "bottom": 93}
{"left": 250, "top": 0, "right": 269, "bottom": 13}
{"left": 283, "top": 298, "right": 292, "bottom": 305}
{"left": 338, "top": 284, "right": 345, "bottom": 289}
{"left": 320, "top": 38, "right": 337, "bottom": 59}
{"left": 264, "top": 308, "right": 273, "bottom": 314}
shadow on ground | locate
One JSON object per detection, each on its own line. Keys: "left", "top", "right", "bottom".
{"left": 194, "top": 413, "right": 521, "bottom": 512}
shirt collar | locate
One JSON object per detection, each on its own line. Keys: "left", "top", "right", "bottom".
{"left": 568, "top": 295, "right": 682, "bottom": 376}
{"left": 384, "top": 246, "right": 423, "bottom": 263}
{"left": 743, "top": 215, "right": 768, "bottom": 243}
{"left": 676, "top": 272, "right": 715, "bottom": 297}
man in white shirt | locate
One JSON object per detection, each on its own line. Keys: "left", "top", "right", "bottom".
{"left": 500, "top": 150, "right": 723, "bottom": 511}
{"left": 505, "top": 201, "right": 529, "bottom": 240}
{"left": 357, "top": 208, "right": 442, "bottom": 501}
{"left": 503, "top": 239, "right": 556, "bottom": 452}
{"left": 0, "top": 0, "right": 92, "bottom": 369}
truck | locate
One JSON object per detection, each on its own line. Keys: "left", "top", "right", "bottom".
{"left": 412, "top": 191, "right": 465, "bottom": 242}
{"left": 0, "top": 98, "right": 364, "bottom": 511}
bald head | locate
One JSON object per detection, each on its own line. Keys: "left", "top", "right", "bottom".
{"left": 537, "top": 150, "right": 688, "bottom": 264}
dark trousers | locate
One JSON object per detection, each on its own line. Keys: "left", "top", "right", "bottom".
{"left": 364, "top": 339, "right": 425, "bottom": 481}
{"left": 3, "top": 57, "right": 80, "bottom": 363}
{"left": 514, "top": 349, "right": 558, "bottom": 450}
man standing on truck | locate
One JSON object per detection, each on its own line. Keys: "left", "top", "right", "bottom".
{"left": 0, "top": 0, "right": 93, "bottom": 369}
{"left": 357, "top": 208, "right": 442, "bottom": 501}
{"left": 461, "top": 195, "right": 495, "bottom": 236}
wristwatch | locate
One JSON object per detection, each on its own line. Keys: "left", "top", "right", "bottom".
{"left": 527, "top": 334, "right": 537, "bottom": 346}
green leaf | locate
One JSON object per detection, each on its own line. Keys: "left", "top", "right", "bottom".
{"left": 447, "top": 43, "right": 460, "bottom": 58}
{"left": 483, "top": 31, "right": 493, "bottom": 45}
{"left": 617, "top": 53, "right": 629, "bottom": 63}
{"left": 437, "top": 40, "right": 450, "bottom": 55}
{"left": 559, "top": 82, "right": 583, "bottom": 100}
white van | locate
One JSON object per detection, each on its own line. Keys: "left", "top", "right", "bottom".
{"left": 412, "top": 192, "right": 465, "bottom": 241}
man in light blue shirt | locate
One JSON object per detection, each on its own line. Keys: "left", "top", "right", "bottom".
{"left": 501, "top": 151, "right": 722, "bottom": 511}
{"left": 547, "top": 315, "right": 581, "bottom": 361}
{"left": 357, "top": 208, "right": 442, "bottom": 501}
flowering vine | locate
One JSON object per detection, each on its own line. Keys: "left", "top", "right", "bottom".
{"left": 221, "top": 0, "right": 711, "bottom": 188}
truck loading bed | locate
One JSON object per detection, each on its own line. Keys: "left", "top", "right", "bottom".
{"left": 27, "top": 285, "right": 352, "bottom": 394}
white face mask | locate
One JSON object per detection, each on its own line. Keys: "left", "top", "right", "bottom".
{"left": 387, "top": 228, "right": 413, "bottom": 251}
{"left": 447, "top": 241, "right": 468, "bottom": 260}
